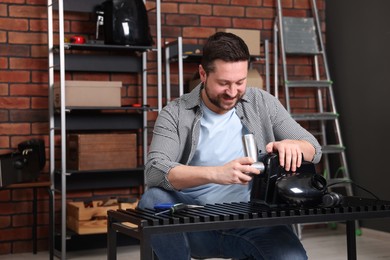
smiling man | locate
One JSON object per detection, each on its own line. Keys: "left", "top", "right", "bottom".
{"left": 138, "top": 32, "right": 322, "bottom": 260}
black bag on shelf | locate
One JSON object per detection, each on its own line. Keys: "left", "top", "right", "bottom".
{"left": 101, "top": 0, "right": 154, "bottom": 46}
{"left": 0, "top": 139, "right": 46, "bottom": 187}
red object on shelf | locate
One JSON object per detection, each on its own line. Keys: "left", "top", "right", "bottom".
{"left": 70, "top": 35, "right": 86, "bottom": 44}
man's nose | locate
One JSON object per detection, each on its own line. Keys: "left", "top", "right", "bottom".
{"left": 226, "top": 85, "right": 238, "bottom": 97}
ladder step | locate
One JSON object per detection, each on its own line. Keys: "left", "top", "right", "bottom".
{"left": 292, "top": 112, "right": 338, "bottom": 121}
{"left": 322, "top": 145, "right": 345, "bottom": 154}
{"left": 326, "top": 178, "right": 353, "bottom": 186}
{"left": 286, "top": 80, "right": 332, "bottom": 88}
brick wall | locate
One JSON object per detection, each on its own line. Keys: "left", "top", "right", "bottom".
{"left": 0, "top": 0, "right": 325, "bottom": 255}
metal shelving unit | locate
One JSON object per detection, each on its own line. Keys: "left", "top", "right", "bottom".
{"left": 47, "top": 0, "right": 162, "bottom": 258}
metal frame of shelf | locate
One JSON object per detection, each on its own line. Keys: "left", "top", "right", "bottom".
{"left": 47, "top": 0, "right": 162, "bottom": 258}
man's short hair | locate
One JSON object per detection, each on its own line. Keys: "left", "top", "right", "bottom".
{"left": 201, "top": 32, "right": 250, "bottom": 75}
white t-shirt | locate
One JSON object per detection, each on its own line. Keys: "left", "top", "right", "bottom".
{"left": 181, "top": 102, "right": 251, "bottom": 205}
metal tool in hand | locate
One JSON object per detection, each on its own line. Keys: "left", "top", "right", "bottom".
{"left": 154, "top": 203, "right": 204, "bottom": 216}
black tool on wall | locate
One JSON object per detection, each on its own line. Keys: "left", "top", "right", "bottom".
{"left": 0, "top": 139, "right": 45, "bottom": 187}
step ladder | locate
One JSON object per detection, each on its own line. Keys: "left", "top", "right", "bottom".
{"left": 273, "top": 0, "right": 356, "bottom": 236}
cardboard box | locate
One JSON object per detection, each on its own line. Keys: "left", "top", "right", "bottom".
{"left": 247, "top": 69, "right": 263, "bottom": 89}
{"left": 67, "top": 198, "right": 138, "bottom": 234}
{"left": 67, "top": 133, "right": 137, "bottom": 171}
{"left": 54, "top": 80, "right": 122, "bottom": 107}
{"left": 220, "top": 28, "right": 261, "bottom": 56}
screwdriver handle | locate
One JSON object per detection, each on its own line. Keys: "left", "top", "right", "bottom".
{"left": 154, "top": 203, "right": 187, "bottom": 216}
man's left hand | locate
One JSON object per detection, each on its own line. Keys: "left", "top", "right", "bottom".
{"left": 265, "top": 140, "right": 304, "bottom": 172}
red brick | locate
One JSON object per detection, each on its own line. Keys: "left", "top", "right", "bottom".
{"left": 0, "top": 123, "right": 31, "bottom": 135}
{"left": 0, "top": 189, "right": 11, "bottom": 201}
{"left": 11, "top": 189, "right": 33, "bottom": 201}
{"left": 283, "top": 9, "right": 307, "bottom": 17}
{"left": 12, "top": 214, "right": 33, "bottom": 227}
{"left": 180, "top": 4, "right": 212, "bottom": 15}
{"left": 8, "top": 32, "right": 47, "bottom": 45}
{"left": 10, "top": 109, "right": 47, "bottom": 122}
{"left": 0, "top": 4, "right": 6, "bottom": 16}
{"left": 31, "top": 122, "right": 48, "bottom": 135}
{"left": 10, "top": 83, "right": 47, "bottom": 96}
{"left": 31, "top": 70, "right": 48, "bottom": 83}
{"left": 0, "top": 136, "right": 10, "bottom": 149}
{"left": 294, "top": 0, "right": 311, "bottom": 9}
{"left": 12, "top": 240, "right": 34, "bottom": 254}
{"left": 0, "top": 18, "right": 29, "bottom": 31}
{"left": 0, "top": 201, "right": 32, "bottom": 215}
{"left": 198, "top": 0, "right": 229, "bottom": 4}
{"left": 161, "top": 3, "right": 178, "bottom": 13}
{"left": 246, "top": 7, "right": 275, "bottom": 18}
{"left": 31, "top": 97, "right": 48, "bottom": 109}
{"left": 164, "top": 0, "right": 195, "bottom": 2}
{"left": 281, "top": 0, "right": 293, "bottom": 8}
{"left": 0, "top": 227, "right": 32, "bottom": 240}
{"left": 0, "top": 83, "right": 9, "bottom": 96}
{"left": 294, "top": 65, "right": 314, "bottom": 76}
{"left": 111, "top": 74, "right": 139, "bottom": 86}
{"left": 213, "top": 5, "right": 245, "bottom": 17}
{"left": 166, "top": 14, "right": 199, "bottom": 26}
{"left": 0, "top": 216, "right": 11, "bottom": 228}
{"left": 0, "top": 97, "right": 30, "bottom": 109}
{"left": 0, "top": 242, "right": 11, "bottom": 255}
{"left": 0, "top": 71, "right": 30, "bottom": 83}
{"left": 31, "top": 0, "right": 47, "bottom": 3}
{"left": 0, "top": 0, "right": 24, "bottom": 3}
{"left": 262, "top": 0, "right": 275, "bottom": 7}
{"left": 233, "top": 18, "right": 263, "bottom": 29}
{"left": 0, "top": 31, "right": 6, "bottom": 43}
{"left": 231, "top": 0, "right": 262, "bottom": 6}
{"left": 9, "top": 5, "right": 46, "bottom": 19}
{"left": 30, "top": 45, "right": 47, "bottom": 58}
{"left": 0, "top": 44, "right": 30, "bottom": 57}
{"left": 29, "top": 19, "right": 48, "bottom": 32}
{"left": 10, "top": 57, "right": 47, "bottom": 70}
{"left": 0, "top": 57, "right": 7, "bottom": 69}
{"left": 263, "top": 18, "right": 274, "bottom": 30}
{"left": 201, "top": 16, "right": 231, "bottom": 28}
{"left": 183, "top": 27, "right": 215, "bottom": 38}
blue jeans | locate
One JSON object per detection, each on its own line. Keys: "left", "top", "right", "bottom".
{"left": 138, "top": 187, "right": 308, "bottom": 260}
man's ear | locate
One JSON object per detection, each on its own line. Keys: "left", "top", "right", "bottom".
{"left": 199, "top": 65, "right": 207, "bottom": 82}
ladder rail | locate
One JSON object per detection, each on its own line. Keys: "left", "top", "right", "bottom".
{"left": 311, "top": 0, "right": 351, "bottom": 184}
{"left": 276, "top": 0, "right": 353, "bottom": 188}
{"left": 276, "top": 0, "right": 358, "bottom": 238}
{"left": 276, "top": 0, "right": 291, "bottom": 112}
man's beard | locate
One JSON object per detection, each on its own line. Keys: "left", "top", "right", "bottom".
{"left": 203, "top": 82, "right": 243, "bottom": 112}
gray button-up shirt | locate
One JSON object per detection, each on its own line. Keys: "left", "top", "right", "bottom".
{"left": 145, "top": 84, "right": 322, "bottom": 190}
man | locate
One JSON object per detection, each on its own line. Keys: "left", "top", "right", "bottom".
{"left": 138, "top": 32, "right": 322, "bottom": 259}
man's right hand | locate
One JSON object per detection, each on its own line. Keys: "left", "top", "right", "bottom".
{"left": 167, "top": 157, "right": 260, "bottom": 190}
{"left": 211, "top": 157, "right": 261, "bottom": 185}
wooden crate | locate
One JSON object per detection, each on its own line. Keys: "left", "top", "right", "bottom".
{"left": 67, "top": 133, "right": 137, "bottom": 171}
{"left": 66, "top": 198, "right": 138, "bottom": 234}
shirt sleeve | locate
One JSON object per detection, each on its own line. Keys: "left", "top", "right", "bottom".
{"left": 144, "top": 102, "right": 183, "bottom": 190}
{"left": 264, "top": 91, "right": 322, "bottom": 163}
